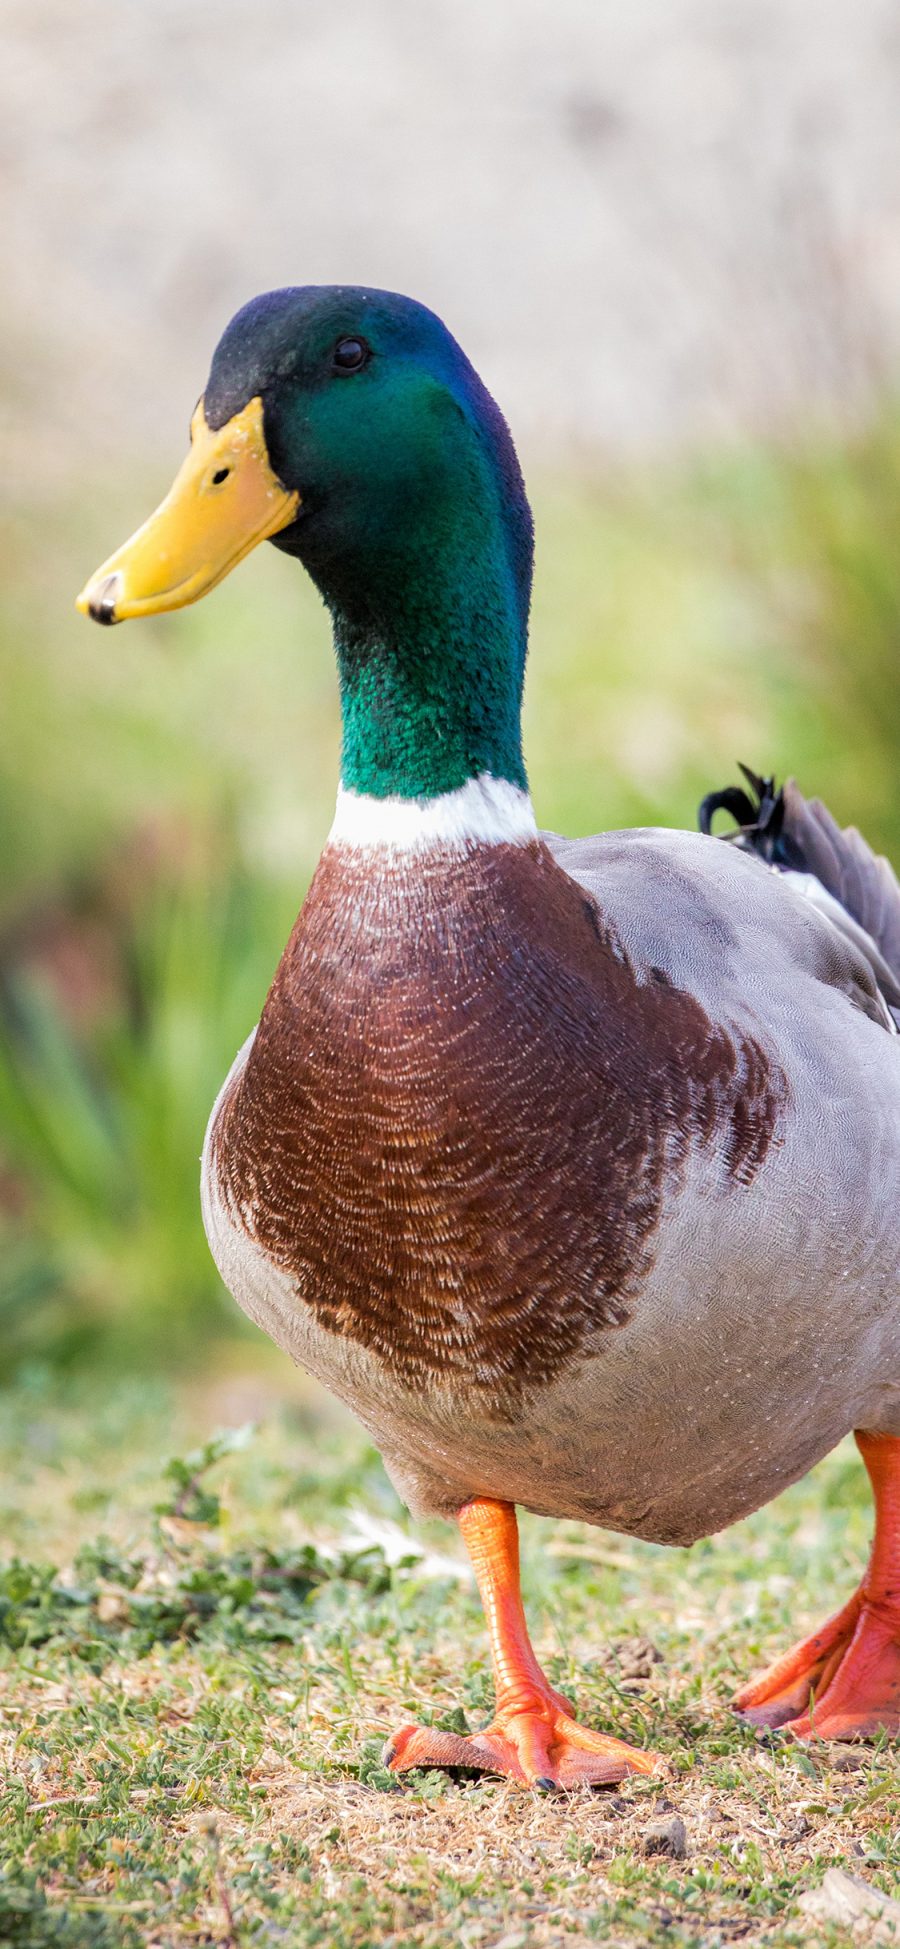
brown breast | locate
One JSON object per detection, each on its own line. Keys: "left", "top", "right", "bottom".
{"left": 212, "top": 839, "right": 787, "bottom": 1408}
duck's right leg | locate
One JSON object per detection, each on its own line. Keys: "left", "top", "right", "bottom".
{"left": 734, "top": 1431, "right": 900, "bottom": 1740}
{"left": 383, "top": 1498, "right": 660, "bottom": 1788}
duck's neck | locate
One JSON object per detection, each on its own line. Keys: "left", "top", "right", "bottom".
{"left": 322, "top": 491, "right": 533, "bottom": 846}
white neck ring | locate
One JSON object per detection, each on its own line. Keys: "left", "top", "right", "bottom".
{"left": 327, "top": 773, "right": 538, "bottom": 854}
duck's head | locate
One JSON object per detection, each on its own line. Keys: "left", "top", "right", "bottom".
{"left": 78, "top": 288, "right": 534, "bottom": 805}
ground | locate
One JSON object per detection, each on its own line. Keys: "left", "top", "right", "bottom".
{"left": 1, "top": 1360, "right": 897, "bottom": 1948}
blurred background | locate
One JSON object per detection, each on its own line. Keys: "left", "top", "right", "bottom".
{"left": 3, "top": 0, "right": 900, "bottom": 1382}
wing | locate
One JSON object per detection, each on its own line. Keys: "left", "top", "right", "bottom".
{"left": 542, "top": 811, "right": 898, "bottom": 1041}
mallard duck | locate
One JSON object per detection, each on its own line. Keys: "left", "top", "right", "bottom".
{"left": 77, "top": 287, "right": 900, "bottom": 1788}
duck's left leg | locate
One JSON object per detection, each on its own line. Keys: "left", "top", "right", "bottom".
{"left": 384, "top": 1498, "right": 659, "bottom": 1788}
{"left": 734, "top": 1431, "right": 900, "bottom": 1740}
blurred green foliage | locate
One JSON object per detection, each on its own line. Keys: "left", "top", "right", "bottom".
{"left": 2, "top": 410, "right": 899, "bottom": 1373}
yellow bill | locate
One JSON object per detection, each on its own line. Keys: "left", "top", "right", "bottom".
{"left": 76, "top": 396, "right": 300, "bottom": 625}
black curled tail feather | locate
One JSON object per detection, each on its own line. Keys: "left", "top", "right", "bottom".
{"left": 700, "top": 763, "right": 900, "bottom": 995}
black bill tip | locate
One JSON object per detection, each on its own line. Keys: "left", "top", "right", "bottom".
{"left": 87, "top": 573, "right": 123, "bottom": 625}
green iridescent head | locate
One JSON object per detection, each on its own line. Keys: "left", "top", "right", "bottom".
{"left": 78, "top": 286, "right": 534, "bottom": 800}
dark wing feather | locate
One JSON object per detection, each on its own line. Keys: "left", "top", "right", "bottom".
{"left": 781, "top": 784, "right": 900, "bottom": 981}
{"left": 700, "top": 768, "right": 900, "bottom": 1026}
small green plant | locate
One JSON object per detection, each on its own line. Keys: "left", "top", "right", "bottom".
{"left": 155, "top": 1424, "right": 257, "bottom": 1529}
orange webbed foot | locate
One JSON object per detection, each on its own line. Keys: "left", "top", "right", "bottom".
{"left": 734, "top": 1431, "right": 900, "bottom": 1744}
{"left": 384, "top": 1683, "right": 659, "bottom": 1789}
{"left": 734, "top": 1595, "right": 900, "bottom": 1741}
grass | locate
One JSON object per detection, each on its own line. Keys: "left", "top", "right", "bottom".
{"left": 2, "top": 1366, "right": 898, "bottom": 1947}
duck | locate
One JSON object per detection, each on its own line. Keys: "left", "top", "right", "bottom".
{"left": 77, "top": 286, "right": 900, "bottom": 1789}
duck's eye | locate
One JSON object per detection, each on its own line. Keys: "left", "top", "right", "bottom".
{"left": 211, "top": 466, "right": 231, "bottom": 486}
{"left": 333, "top": 337, "right": 368, "bottom": 373}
